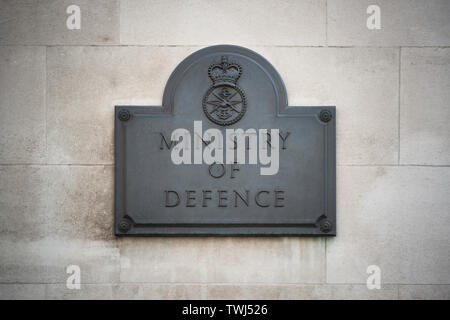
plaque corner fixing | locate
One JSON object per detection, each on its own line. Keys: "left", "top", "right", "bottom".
{"left": 118, "top": 109, "right": 131, "bottom": 122}
{"left": 117, "top": 215, "right": 134, "bottom": 233}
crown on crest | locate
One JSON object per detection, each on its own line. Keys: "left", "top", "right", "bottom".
{"left": 208, "top": 56, "right": 242, "bottom": 85}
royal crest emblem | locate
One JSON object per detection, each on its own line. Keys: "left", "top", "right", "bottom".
{"left": 202, "top": 56, "right": 247, "bottom": 126}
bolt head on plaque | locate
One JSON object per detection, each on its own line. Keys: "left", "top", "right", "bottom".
{"left": 118, "top": 217, "right": 132, "bottom": 232}
{"left": 118, "top": 109, "right": 131, "bottom": 121}
{"left": 319, "top": 219, "right": 332, "bottom": 233}
{"left": 319, "top": 110, "right": 333, "bottom": 123}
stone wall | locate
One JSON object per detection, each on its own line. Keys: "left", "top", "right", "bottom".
{"left": 0, "top": 0, "right": 449, "bottom": 299}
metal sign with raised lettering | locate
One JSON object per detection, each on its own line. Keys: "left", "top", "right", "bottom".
{"left": 115, "top": 45, "right": 336, "bottom": 236}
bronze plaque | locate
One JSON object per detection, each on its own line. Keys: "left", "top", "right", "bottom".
{"left": 115, "top": 45, "right": 336, "bottom": 236}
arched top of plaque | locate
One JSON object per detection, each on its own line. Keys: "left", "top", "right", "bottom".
{"left": 161, "top": 45, "right": 289, "bottom": 116}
